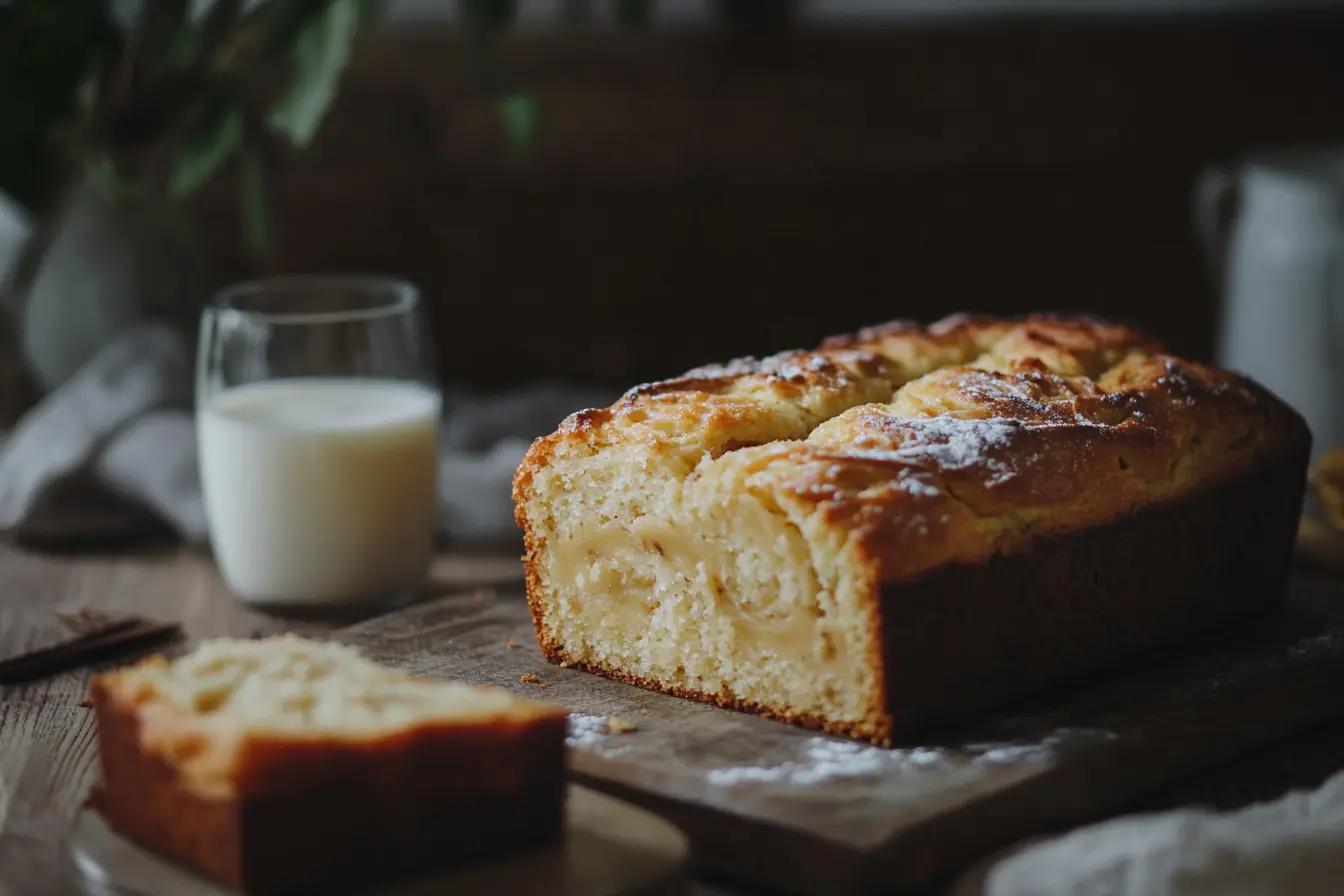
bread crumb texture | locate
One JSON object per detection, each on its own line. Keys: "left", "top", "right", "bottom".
{"left": 103, "top": 635, "right": 546, "bottom": 736}
{"left": 513, "top": 313, "right": 1307, "bottom": 743}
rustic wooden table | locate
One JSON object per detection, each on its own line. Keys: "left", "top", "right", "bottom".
{"left": 3, "top": 543, "right": 1344, "bottom": 896}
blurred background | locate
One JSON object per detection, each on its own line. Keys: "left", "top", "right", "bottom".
{"left": 2, "top": 0, "right": 1344, "bottom": 544}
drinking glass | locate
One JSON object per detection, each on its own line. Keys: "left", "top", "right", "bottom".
{"left": 196, "top": 277, "right": 440, "bottom": 614}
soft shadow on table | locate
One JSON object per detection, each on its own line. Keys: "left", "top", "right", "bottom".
{"left": 218, "top": 548, "right": 528, "bottom": 628}
{"left": 5, "top": 526, "right": 183, "bottom": 558}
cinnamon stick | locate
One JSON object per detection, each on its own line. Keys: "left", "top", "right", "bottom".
{"left": 58, "top": 610, "right": 142, "bottom": 637}
{"left": 0, "top": 616, "right": 182, "bottom": 685}
{"left": 57, "top": 614, "right": 143, "bottom": 641}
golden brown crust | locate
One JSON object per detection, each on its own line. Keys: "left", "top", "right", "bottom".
{"left": 90, "top": 678, "right": 249, "bottom": 888}
{"left": 516, "top": 313, "right": 1307, "bottom": 583}
{"left": 513, "top": 313, "right": 1311, "bottom": 744}
{"left": 866, "top": 446, "right": 1308, "bottom": 741}
{"left": 90, "top": 660, "right": 568, "bottom": 894}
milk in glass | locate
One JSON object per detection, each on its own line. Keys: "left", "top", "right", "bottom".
{"left": 198, "top": 378, "right": 440, "bottom": 606}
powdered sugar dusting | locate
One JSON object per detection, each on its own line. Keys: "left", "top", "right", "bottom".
{"left": 567, "top": 713, "right": 612, "bottom": 747}
{"left": 899, "top": 473, "right": 943, "bottom": 498}
{"left": 893, "top": 416, "right": 1021, "bottom": 484}
{"left": 706, "top": 737, "right": 947, "bottom": 788}
{"left": 898, "top": 414, "right": 1019, "bottom": 454}
{"left": 841, "top": 415, "right": 1024, "bottom": 486}
{"left": 565, "top": 712, "right": 642, "bottom": 757}
{"left": 768, "top": 353, "right": 838, "bottom": 382}
{"left": 703, "top": 727, "right": 1116, "bottom": 790}
{"left": 966, "top": 727, "right": 1120, "bottom": 764}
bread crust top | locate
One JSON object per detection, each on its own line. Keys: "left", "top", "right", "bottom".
{"left": 92, "top": 636, "right": 567, "bottom": 798}
{"left": 514, "top": 314, "right": 1309, "bottom": 583}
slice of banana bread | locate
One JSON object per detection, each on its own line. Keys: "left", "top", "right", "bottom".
{"left": 90, "top": 635, "right": 568, "bottom": 894}
{"left": 514, "top": 313, "right": 1311, "bottom": 745}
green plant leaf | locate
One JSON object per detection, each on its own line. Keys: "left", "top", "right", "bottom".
{"left": 266, "top": 0, "right": 362, "bottom": 148}
{"left": 239, "top": 144, "right": 271, "bottom": 253}
{"left": 495, "top": 90, "right": 536, "bottom": 160}
{"left": 167, "top": 106, "right": 243, "bottom": 199}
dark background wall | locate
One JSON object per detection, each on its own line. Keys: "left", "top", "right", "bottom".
{"left": 193, "top": 10, "right": 1344, "bottom": 389}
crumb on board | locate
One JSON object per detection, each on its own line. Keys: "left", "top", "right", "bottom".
{"left": 520, "top": 674, "right": 542, "bottom": 685}
{"left": 506, "top": 640, "right": 519, "bottom": 649}
{"left": 77, "top": 699, "right": 93, "bottom": 709}
{"left": 606, "top": 717, "right": 638, "bottom": 734}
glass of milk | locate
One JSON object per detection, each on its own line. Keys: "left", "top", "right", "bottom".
{"left": 196, "top": 277, "right": 440, "bottom": 614}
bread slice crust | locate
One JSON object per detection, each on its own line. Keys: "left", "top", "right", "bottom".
{"left": 514, "top": 313, "right": 1311, "bottom": 744}
{"left": 90, "top": 639, "right": 568, "bottom": 894}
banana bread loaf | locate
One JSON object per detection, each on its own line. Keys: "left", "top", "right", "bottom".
{"left": 90, "top": 635, "right": 568, "bottom": 894}
{"left": 513, "top": 314, "right": 1310, "bottom": 745}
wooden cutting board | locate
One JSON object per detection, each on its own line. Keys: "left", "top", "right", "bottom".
{"left": 336, "top": 573, "right": 1344, "bottom": 895}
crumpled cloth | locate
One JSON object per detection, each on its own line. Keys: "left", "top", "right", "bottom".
{"left": 954, "top": 767, "right": 1344, "bottom": 896}
{"left": 0, "top": 323, "right": 615, "bottom": 545}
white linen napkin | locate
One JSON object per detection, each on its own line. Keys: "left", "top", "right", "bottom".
{"left": 0, "top": 322, "right": 616, "bottom": 545}
{"left": 954, "top": 767, "right": 1344, "bottom": 896}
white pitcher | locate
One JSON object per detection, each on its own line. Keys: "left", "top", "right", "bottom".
{"left": 1197, "top": 149, "right": 1344, "bottom": 459}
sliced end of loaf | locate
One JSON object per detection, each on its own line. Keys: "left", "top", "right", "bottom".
{"left": 517, "top": 414, "right": 890, "bottom": 743}
{"left": 90, "top": 636, "right": 569, "bottom": 893}
{"left": 93, "top": 635, "right": 568, "bottom": 795}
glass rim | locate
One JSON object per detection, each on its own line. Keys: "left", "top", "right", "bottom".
{"left": 209, "top": 276, "right": 420, "bottom": 325}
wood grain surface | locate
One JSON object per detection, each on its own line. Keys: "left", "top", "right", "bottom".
{"left": 0, "top": 548, "right": 314, "bottom": 896}
{"left": 0, "top": 547, "right": 576, "bottom": 896}
{"left": 334, "top": 574, "right": 1344, "bottom": 895}
{"left": 2, "top": 545, "right": 1344, "bottom": 896}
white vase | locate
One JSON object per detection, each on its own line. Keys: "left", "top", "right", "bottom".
{"left": 2, "top": 177, "right": 209, "bottom": 395}
{"left": 1196, "top": 148, "right": 1344, "bottom": 459}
